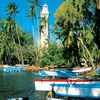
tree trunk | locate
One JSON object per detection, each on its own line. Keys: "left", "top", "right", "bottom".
{"left": 12, "top": 34, "right": 20, "bottom": 64}
{"left": 16, "top": 29, "right": 24, "bottom": 65}
{"left": 96, "top": 0, "right": 100, "bottom": 9}
{"left": 36, "top": 13, "right": 40, "bottom": 48}
{"left": 81, "top": 42, "right": 94, "bottom": 68}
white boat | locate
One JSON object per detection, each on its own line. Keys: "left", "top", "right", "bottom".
{"left": 34, "top": 78, "right": 100, "bottom": 91}
{"left": 35, "top": 78, "right": 100, "bottom": 98}
{"left": 72, "top": 67, "right": 92, "bottom": 73}
{"left": 34, "top": 68, "right": 100, "bottom": 99}
{"left": 37, "top": 69, "right": 77, "bottom": 78}
{"left": 52, "top": 81, "right": 100, "bottom": 99}
{"left": 35, "top": 79, "right": 65, "bottom": 91}
{"left": 2, "top": 66, "right": 26, "bottom": 72}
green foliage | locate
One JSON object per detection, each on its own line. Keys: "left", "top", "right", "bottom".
{"left": 27, "top": 0, "right": 42, "bottom": 8}
{"left": 5, "top": 2, "right": 19, "bottom": 18}
{"left": 0, "top": 2, "right": 37, "bottom": 65}
{"left": 22, "top": 45, "right": 36, "bottom": 65}
{"left": 0, "top": 0, "right": 99, "bottom": 68}
{"left": 40, "top": 42, "right": 66, "bottom": 67}
{"left": 0, "top": 31, "right": 5, "bottom": 63}
{"left": 27, "top": 5, "right": 36, "bottom": 20}
{"left": 54, "top": 0, "right": 99, "bottom": 67}
{"left": 0, "top": 18, "right": 36, "bottom": 65}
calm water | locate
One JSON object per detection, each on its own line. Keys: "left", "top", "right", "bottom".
{"left": 0, "top": 72, "right": 47, "bottom": 100}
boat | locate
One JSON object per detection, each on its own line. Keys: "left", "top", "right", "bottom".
{"left": 35, "top": 78, "right": 74, "bottom": 91}
{"left": 34, "top": 78, "right": 100, "bottom": 91}
{"left": 34, "top": 68, "right": 100, "bottom": 99}
{"left": 35, "top": 70, "right": 77, "bottom": 91}
{"left": 72, "top": 67, "right": 92, "bottom": 73}
{"left": 2, "top": 66, "right": 26, "bottom": 72}
{"left": 51, "top": 80, "right": 100, "bottom": 99}
{"left": 37, "top": 69, "right": 77, "bottom": 78}
{"left": 35, "top": 78, "right": 100, "bottom": 98}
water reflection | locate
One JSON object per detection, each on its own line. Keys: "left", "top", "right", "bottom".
{"left": 0, "top": 72, "right": 46, "bottom": 100}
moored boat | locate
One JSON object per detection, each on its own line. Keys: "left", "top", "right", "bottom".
{"left": 35, "top": 69, "right": 77, "bottom": 91}
{"left": 34, "top": 78, "right": 100, "bottom": 91}
{"left": 34, "top": 68, "right": 100, "bottom": 99}
{"left": 51, "top": 80, "right": 100, "bottom": 98}
{"left": 2, "top": 66, "right": 26, "bottom": 72}
{"left": 37, "top": 69, "right": 77, "bottom": 78}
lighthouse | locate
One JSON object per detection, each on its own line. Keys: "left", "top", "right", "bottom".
{"left": 39, "top": 4, "right": 49, "bottom": 48}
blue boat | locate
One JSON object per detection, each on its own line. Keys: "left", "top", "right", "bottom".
{"left": 37, "top": 69, "right": 77, "bottom": 78}
{"left": 51, "top": 80, "right": 100, "bottom": 99}
{"left": 2, "top": 66, "right": 26, "bottom": 72}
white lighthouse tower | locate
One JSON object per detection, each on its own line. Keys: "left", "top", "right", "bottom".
{"left": 39, "top": 4, "right": 49, "bottom": 48}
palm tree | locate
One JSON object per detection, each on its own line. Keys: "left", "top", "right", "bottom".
{"left": 27, "top": 0, "right": 42, "bottom": 8}
{"left": 27, "top": 5, "right": 36, "bottom": 44}
{"left": 5, "top": 2, "right": 19, "bottom": 18}
{"left": 15, "top": 25, "right": 24, "bottom": 65}
{"left": 27, "top": 0, "right": 42, "bottom": 45}
{"left": 3, "top": 18, "right": 21, "bottom": 64}
{"left": 77, "top": 36, "right": 94, "bottom": 68}
{"left": 27, "top": 0, "right": 42, "bottom": 65}
{"left": 5, "top": 2, "right": 24, "bottom": 64}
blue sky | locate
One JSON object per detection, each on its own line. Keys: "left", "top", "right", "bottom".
{"left": 0, "top": 0, "right": 63, "bottom": 42}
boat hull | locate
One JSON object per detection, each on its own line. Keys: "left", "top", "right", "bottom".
{"left": 34, "top": 79, "right": 68, "bottom": 91}
{"left": 2, "top": 67, "right": 26, "bottom": 72}
{"left": 37, "top": 70, "right": 77, "bottom": 78}
{"left": 34, "top": 79, "right": 100, "bottom": 91}
{"left": 53, "top": 83, "right": 100, "bottom": 98}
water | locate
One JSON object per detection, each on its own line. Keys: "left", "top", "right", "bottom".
{"left": 0, "top": 72, "right": 47, "bottom": 100}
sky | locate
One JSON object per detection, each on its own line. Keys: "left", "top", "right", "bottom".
{"left": 0, "top": 0, "right": 63, "bottom": 43}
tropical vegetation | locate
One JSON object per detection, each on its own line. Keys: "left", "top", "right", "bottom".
{"left": 0, "top": 0, "right": 99, "bottom": 68}
{"left": 53, "top": 0, "right": 100, "bottom": 68}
